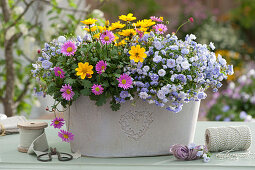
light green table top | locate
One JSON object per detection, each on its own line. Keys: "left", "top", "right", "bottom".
{"left": 0, "top": 121, "right": 255, "bottom": 170}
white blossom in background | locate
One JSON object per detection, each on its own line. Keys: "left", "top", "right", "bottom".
{"left": 75, "top": 26, "right": 86, "bottom": 37}
{"left": 228, "top": 82, "right": 235, "bottom": 90}
{"left": 19, "top": 24, "right": 28, "bottom": 35}
{"left": 44, "top": 27, "right": 55, "bottom": 42}
{"left": 238, "top": 75, "right": 247, "bottom": 84}
{"left": 23, "top": 36, "right": 37, "bottom": 59}
{"left": 92, "top": 9, "right": 104, "bottom": 18}
{"left": 5, "top": 26, "right": 16, "bottom": 40}
{"left": 13, "top": 6, "right": 24, "bottom": 15}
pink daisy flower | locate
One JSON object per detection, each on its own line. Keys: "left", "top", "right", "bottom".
{"left": 50, "top": 117, "right": 65, "bottom": 129}
{"left": 136, "top": 29, "right": 144, "bottom": 39}
{"left": 61, "top": 41, "right": 77, "bottom": 56}
{"left": 154, "top": 24, "right": 168, "bottom": 34}
{"left": 60, "top": 84, "right": 75, "bottom": 101}
{"left": 95, "top": 60, "right": 107, "bottom": 74}
{"left": 54, "top": 67, "right": 65, "bottom": 78}
{"left": 58, "top": 130, "right": 74, "bottom": 143}
{"left": 117, "top": 74, "right": 133, "bottom": 90}
{"left": 100, "top": 30, "right": 115, "bottom": 45}
{"left": 91, "top": 84, "right": 104, "bottom": 95}
{"left": 150, "top": 16, "right": 163, "bottom": 22}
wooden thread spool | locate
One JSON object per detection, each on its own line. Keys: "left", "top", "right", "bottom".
{"left": 17, "top": 121, "right": 48, "bottom": 153}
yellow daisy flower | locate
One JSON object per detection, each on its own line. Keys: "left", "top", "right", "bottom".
{"left": 98, "top": 26, "right": 106, "bottom": 33}
{"left": 137, "top": 27, "right": 148, "bottom": 32}
{"left": 115, "top": 39, "right": 126, "bottom": 46}
{"left": 105, "top": 20, "right": 110, "bottom": 26}
{"left": 93, "top": 33, "right": 100, "bottom": 39}
{"left": 80, "top": 18, "right": 97, "bottom": 25}
{"left": 109, "top": 21, "right": 126, "bottom": 30}
{"left": 114, "top": 34, "right": 119, "bottom": 41}
{"left": 84, "top": 26, "right": 98, "bottom": 32}
{"left": 129, "top": 45, "right": 147, "bottom": 63}
{"left": 140, "top": 19, "right": 155, "bottom": 28}
{"left": 119, "top": 13, "right": 136, "bottom": 21}
{"left": 75, "top": 62, "right": 94, "bottom": 79}
{"left": 118, "top": 29, "right": 136, "bottom": 37}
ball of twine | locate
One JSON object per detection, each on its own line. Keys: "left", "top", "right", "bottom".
{"left": 205, "top": 125, "right": 254, "bottom": 159}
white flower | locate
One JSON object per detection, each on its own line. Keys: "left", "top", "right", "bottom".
{"left": 209, "top": 42, "right": 215, "bottom": 50}
{"left": 5, "top": 27, "right": 16, "bottom": 40}
{"left": 176, "top": 56, "right": 183, "bottom": 64}
{"left": 148, "top": 100, "right": 155, "bottom": 104}
{"left": 142, "top": 66, "right": 150, "bottom": 72}
{"left": 228, "top": 82, "right": 235, "bottom": 90}
{"left": 32, "top": 64, "right": 40, "bottom": 69}
{"left": 139, "top": 92, "right": 149, "bottom": 99}
{"left": 19, "top": 24, "right": 28, "bottom": 35}
{"left": 238, "top": 75, "right": 247, "bottom": 84}
{"left": 92, "top": 9, "right": 104, "bottom": 18}
{"left": 162, "top": 98, "right": 168, "bottom": 103}
{"left": 194, "top": 55, "right": 199, "bottom": 61}
{"left": 75, "top": 26, "right": 86, "bottom": 37}
{"left": 158, "top": 69, "right": 166, "bottom": 77}
{"left": 153, "top": 55, "right": 162, "bottom": 63}
{"left": 157, "top": 90, "right": 165, "bottom": 100}
{"left": 178, "top": 91, "right": 186, "bottom": 99}
{"left": 245, "top": 115, "right": 253, "bottom": 122}
{"left": 209, "top": 54, "right": 216, "bottom": 63}
{"left": 248, "top": 69, "right": 255, "bottom": 77}
{"left": 189, "top": 34, "right": 196, "bottom": 40}
{"left": 250, "top": 95, "right": 255, "bottom": 104}
{"left": 189, "top": 57, "right": 194, "bottom": 62}
{"left": 176, "top": 65, "right": 181, "bottom": 72}
{"left": 58, "top": 36, "right": 66, "bottom": 43}
{"left": 161, "top": 86, "right": 170, "bottom": 94}
{"left": 196, "top": 151, "right": 203, "bottom": 157}
{"left": 13, "top": 6, "right": 24, "bottom": 15}
{"left": 181, "top": 60, "right": 191, "bottom": 70}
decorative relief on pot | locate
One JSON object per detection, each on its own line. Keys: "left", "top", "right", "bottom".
{"left": 119, "top": 110, "right": 153, "bottom": 141}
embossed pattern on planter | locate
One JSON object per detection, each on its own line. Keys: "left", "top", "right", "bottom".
{"left": 119, "top": 110, "right": 153, "bottom": 141}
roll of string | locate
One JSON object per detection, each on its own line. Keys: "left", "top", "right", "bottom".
{"left": 17, "top": 122, "right": 48, "bottom": 153}
{"left": 205, "top": 125, "right": 255, "bottom": 159}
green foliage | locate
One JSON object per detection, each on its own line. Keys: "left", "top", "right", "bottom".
{"left": 0, "top": 0, "right": 99, "bottom": 116}
{"left": 230, "top": 0, "right": 255, "bottom": 30}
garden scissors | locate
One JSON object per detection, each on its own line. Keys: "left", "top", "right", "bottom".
{"left": 37, "top": 147, "right": 73, "bottom": 162}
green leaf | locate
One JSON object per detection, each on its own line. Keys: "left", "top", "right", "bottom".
{"left": 113, "top": 73, "right": 120, "bottom": 78}
{"left": 64, "top": 78, "right": 76, "bottom": 85}
{"left": 68, "top": 0, "right": 77, "bottom": 8}
{"left": 67, "top": 14, "right": 76, "bottom": 21}
{"left": 82, "top": 79, "right": 92, "bottom": 89}
{"left": 110, "top": 100, "right": 121, "bottom": 111}
{"left": 102, "top": 81, "right": 109, "bottom": 87}
{"left": 47, "top": 83, "right": 57, "bottom": 94}
{"left": 95, "top": 93, "right": 107, "bottom": 106}
{"left": 80, "top": 88, "right": 90, "bottom": 96}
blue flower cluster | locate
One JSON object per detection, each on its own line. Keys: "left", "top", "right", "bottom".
{"left": 125, "top": 33, "right": 233, "bottom": 113}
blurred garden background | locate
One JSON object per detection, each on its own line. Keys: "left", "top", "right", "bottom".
{"left": 0, "top": 0, "right": 255, "bottom": 121}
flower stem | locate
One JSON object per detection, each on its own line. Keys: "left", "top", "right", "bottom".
{"left": 175, "top": 20, "right": 189, "bottom": 34}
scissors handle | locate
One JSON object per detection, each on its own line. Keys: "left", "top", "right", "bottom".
{"left": 37, "top": 152, "right": 52, "bottom": 162}
{"left": 58, "top": 152, "right": 73, "bottom": 161}
{"left": 37, "top": 147, "right": 73, "bottom": 162}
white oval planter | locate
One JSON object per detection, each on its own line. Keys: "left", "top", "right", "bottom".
{"left": 64, "top": 96, "right": 200, "bottom": 157}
